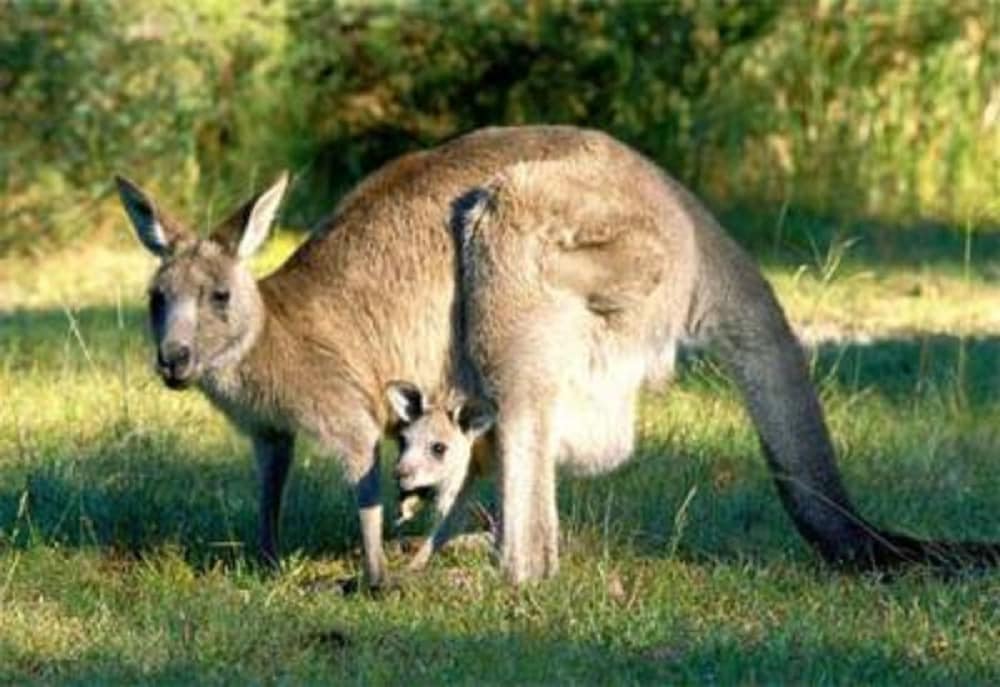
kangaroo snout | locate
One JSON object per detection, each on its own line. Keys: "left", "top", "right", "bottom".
{"left": 395, "top": 460, "right": 429, "bottom": 492}
{"left": 157, "top": 342, "right": 195, "bottom": 388}
{"left": 394, "top": 462, "right": 415, "bottom": 483}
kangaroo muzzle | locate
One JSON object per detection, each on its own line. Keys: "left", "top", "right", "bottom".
{"left": 153, "top": 296, "right": 199, "bottom": 389}
{"left": 157, "top": 341, "right": 195, "bottom": 389}
{"left": 394, "top": 462, "right": 418, "bottom": 489}
{"left": 395, "top": 460, "right": 438, "bottom": 492}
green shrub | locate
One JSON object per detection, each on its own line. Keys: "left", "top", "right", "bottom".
{"left": 1, "top": 0, "right": 997, "bottom": 256}
{"left": 277, "top": 0, "right": 780, "bottom": 218}
{"left": 0, "top": 0, "right": 285, "bottom": 254}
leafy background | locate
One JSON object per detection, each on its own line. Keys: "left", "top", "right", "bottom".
{"left": 2, "top": 0, "right": 997, "bottom": 255}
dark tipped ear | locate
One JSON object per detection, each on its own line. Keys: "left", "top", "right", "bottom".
{"left": 211, "top": 172, "right": 289, "bottom": 259}
{"left": 453, "top": 397, "right": 496, "bottom": 439}
{"left": 114, "top": 175, "right": 189, "bottom": 258}
{"left": 385, "top": 380, "right": 425, "bottom": 424}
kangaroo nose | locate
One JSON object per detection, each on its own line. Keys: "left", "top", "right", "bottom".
{"left": 159, "top": 343, "right": 191, "bottom": 369}
{"left": 394, "top": 463, "right": 414, "bottom": 481}
{"left": 157, "top": 343, "right": 194, "bottom": 388}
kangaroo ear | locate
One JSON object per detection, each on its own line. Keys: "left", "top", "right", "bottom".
{"left": 114, "top": 175, "right": 189, "bottom": 258}
{"left": 385, "top": 381, "right": 425, "bottom": 424}
{"left": 453, "top": 397, "right": 496, "bottom": 439}
{"left": 211, "top": 172, "right": 289, "bottom": 259}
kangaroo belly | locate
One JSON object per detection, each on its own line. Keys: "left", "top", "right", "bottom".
{"left": 552, "top": 336, "right": 645, "bottom": 476}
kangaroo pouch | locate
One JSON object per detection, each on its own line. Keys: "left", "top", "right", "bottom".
{"left": 550, "top": 319, "right": 646, "bottom": 476}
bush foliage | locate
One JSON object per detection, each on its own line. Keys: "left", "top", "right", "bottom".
{"left": 1, "top": 0, "right": 997, "bottom": 254}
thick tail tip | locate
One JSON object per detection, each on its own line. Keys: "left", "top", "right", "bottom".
{"left": 821, "top": 528, "right": 1000, "bottom": 573}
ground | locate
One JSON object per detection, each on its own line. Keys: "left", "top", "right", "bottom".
{"left": 1, "top": 224, "right": 999, "bottom": 684}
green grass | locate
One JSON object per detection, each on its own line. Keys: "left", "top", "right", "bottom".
{"left": 1, "top": 228, "right": 999, "bottom": 684}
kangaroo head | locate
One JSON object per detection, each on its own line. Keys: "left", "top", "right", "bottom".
{"left": 385, "top": 381, "right": 495, "bottom": 500}
{"left": 115, "top": 173, "right": 288, "bottom": 389}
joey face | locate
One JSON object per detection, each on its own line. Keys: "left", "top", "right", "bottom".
{"left": 385, "top": 381, "right": 495, "bottom": 506}
{"left": 115, "top": 173, "right": 288, "bottom": 389}
{"left": 394, "top": 409, "right": 474, "bottom": 493}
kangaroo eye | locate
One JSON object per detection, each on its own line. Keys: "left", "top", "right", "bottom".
{"left": 430, "top": 442, "right": 447, "bottom": 458}
{"left": 149, "top": 288, "right": 166, "bottom": 314}
{"left": 211, "top": 289, "right": 231, "bottom": 307}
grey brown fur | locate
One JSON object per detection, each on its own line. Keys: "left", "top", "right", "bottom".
{"left": 117, "top": 125, "right": 999, "bottom": 586}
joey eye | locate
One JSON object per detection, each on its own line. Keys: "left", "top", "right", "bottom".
{"left": 430, "top": 442, "right": 448, "bottom": 458}
{"left": 211, "top": 288, "right": 231, "bottom": 308}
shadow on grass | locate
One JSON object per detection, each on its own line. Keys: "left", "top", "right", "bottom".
{"left": 811, "top": 333, "right": 1000, "bottom": 405}
{"left": 0, "top": 304, "right": 148, "bottom": 371}
{"left": 2, "top": 304, "right": 999, "bottom": 572}
{"left": 0, "top": 429, "right": 364, "bottom": 569}
{"left": 4, "top": 302, "right": 998, "bottom": 398}
{"left": 720, "top": 204, "right": 1000, "bottom": 273}
{"left": 2, "top": 624, "right": 995, "bottom": 684}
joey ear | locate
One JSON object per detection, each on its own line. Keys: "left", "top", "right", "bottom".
{"left": 211, "top": 172, "right": 289, "bottom": 259}
{"left": 115, "top": 175, "right": 188, "bottom": 258}
{"left": 453, "top": 397, "right": 496, "bottom": 439}
{"left": 385, "top": 381, "right": 425, "bottom": 424}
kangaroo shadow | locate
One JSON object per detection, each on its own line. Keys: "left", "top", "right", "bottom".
{"left": 1, "top": 303, "right": 375, "bottom": 569}
{"left": 0, "top": 425, "right": 381, "bottom": 570}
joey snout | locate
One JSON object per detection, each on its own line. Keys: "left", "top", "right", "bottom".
{"left": 394, "top": 460, "right": 422, "bottom": 491}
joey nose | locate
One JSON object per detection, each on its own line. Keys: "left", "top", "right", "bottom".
{"left": 394, "top": 463, "right": 414, "bottom": 482}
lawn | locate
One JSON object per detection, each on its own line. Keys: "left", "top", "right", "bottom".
{"left": 1, "top": 223, "right": 999, "bottom": 685}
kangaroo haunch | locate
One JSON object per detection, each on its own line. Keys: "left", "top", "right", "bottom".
{"left": 116, "top": 125, "right": 1000, "bottom": 586}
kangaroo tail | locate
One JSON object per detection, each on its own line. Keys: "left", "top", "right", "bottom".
{"left": 689, "top": 227, "right": 1000, "bottom": 572}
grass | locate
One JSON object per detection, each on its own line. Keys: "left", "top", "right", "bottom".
{"left": 1, "top": 221, "right": 999, "bottom": 684}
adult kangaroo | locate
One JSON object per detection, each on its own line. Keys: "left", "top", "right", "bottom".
{"left": 116, "top": 125, "right": 999, "bottom": 586}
